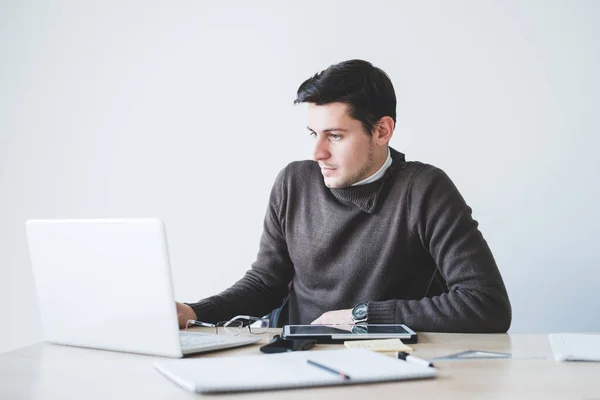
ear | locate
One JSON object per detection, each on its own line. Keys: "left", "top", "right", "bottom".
{"left": 372, "top": 116, "right": 394, "bottom": 146}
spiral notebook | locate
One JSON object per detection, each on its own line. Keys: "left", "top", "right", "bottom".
{"left": 154, "top": 348, "right": 436, "bottom": 393}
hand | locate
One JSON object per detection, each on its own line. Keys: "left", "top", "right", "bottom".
{"left": 176, "top": 301, "right": 197, "bottom": 329}
{"left": 311, "top": 309, "right": 354, "bottom": 325}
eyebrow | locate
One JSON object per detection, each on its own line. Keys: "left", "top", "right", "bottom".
{"left": 307, "top": 126, "right": 349, "bottom": 133}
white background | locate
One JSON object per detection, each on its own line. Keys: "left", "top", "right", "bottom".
{"left": 1, "top": 0, "right": 599, "bottom": 353}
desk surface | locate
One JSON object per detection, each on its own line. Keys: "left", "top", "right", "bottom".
{"left": 1, "top": 331, "right": 599, "bottom": 399}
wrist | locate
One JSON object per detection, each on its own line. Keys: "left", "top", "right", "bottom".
{"left": 182, "top": 303, "right": 198, "bottom": 320}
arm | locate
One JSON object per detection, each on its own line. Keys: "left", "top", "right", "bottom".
{"left": 368, "top": 166, "right": 512, "bottom": 332}
{"left": 185, "top": 169, "right": 294, "bottom": 324}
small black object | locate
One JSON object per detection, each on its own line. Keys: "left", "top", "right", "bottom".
{"left": 397, "top": 351, "right": 435, "bottom": 368}
{"left": 260, "top": 335, "right": 316, "bottom": 353}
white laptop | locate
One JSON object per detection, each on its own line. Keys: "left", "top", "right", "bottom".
{"left": 26, "top": 218, "right": 261, "bottom": 357}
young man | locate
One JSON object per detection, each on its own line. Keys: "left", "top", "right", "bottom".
{"left": 177, "top": 59, "right": 511, "bottom": 332}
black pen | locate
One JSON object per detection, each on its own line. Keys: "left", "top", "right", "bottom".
{"left": 397, "top": 351, "right": 435, "bottom": 368}
{"left": 306, "top": 359, "right": 351, "bottom": 380}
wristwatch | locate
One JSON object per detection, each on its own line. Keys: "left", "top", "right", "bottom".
{"left": 351, "top": 302, "right": 369, "bottom": 324}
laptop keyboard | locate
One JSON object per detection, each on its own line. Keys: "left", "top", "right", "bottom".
{"left": 179, "top": 332, "right": 230, "bottom": 350}
{"left": 178, "top": 331, "right": 262, "bottom": 355}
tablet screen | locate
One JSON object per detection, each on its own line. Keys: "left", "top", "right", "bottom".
{"left": 287, "top": 324, "right": 411, "bottom": 335}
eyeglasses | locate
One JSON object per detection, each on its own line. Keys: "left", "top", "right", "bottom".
{"left": 185, "top": 315, "right": 270, "bottom": 336}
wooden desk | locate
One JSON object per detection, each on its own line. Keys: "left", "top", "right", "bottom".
{"left": 1, "top": 331, "right": 598, "bottom": 399}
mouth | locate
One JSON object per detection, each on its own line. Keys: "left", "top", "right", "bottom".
{"left": 320, "top": 165, "right": 336, "bottom": 177}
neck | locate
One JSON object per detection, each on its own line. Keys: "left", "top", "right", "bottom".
{"left": 352, "top": 147, "right": 391, "bottom": 186}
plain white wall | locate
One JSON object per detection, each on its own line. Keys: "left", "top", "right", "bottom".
{"left": 1, "top": 0, "right": 599, "bottom": 353}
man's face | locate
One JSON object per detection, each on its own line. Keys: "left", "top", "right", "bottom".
{"left": 307, "top": 102, "right": 378, "bottom": 188}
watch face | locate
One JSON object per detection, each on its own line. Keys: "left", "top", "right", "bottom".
{"left": 352, "top": 303, "right": 368, "bottom": 320}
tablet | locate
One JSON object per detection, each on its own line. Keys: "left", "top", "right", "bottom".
{"left": 282, "top": 324, "right": 418, "bottom": 344}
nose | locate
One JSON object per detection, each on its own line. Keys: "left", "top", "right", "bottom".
{"left": 312, "top": 135, "right": 330, "bottom": 162}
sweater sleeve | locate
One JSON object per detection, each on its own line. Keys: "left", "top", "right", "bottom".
{"left": 368, "top": 166, "right": 512, "bottom": 332}
{"left": 186, "top": 168, "right": 294, "bottom": 323}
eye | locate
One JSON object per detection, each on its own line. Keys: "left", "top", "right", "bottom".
{"left": 309, "top": 131, "right": 317, "bottom": 138}
{"left": 329, "top": 134, "right": 341, "bottom": 141}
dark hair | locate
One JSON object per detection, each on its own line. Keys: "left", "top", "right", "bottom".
{"left": 294, "top": 59, "right": 397, "bottom": 135}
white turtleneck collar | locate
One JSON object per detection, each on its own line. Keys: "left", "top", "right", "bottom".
{"left": 352, "top": 148, "right": 392, "bottom": 186}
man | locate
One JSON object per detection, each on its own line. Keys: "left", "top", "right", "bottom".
{"left": 177, "top": 59, "right": 511, "bottom": 332}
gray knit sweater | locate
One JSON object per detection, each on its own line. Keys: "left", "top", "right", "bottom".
{"left": 188, "top": 148, "right": 511, "bottom": 332}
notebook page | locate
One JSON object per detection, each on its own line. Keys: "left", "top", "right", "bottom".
{"left": 155, "top": 348, "right": 436, "bottom": 393}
